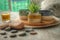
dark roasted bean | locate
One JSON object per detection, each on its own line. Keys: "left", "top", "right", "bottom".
{"left": 11, "top": 30, "right": 18, "bottom": 33}
{"left": 30, "top": 31, "right": 37, "bottom": 35}
{"left": 10, "top": 34, "right": 17, "bottom": 38}
{"left": 5, "top": 27, "right": 11, "bottom": 31}
{"left": 0, "top": 32, "right": 6, "bottom": 35}
{"left": 4, "top": 36, "right": 7, "bottom": 38}
{"left": 19, "top": 32, "right": 26, "bottom": 36}
{"left": 25, "top": 29, "right": 34, "bottom": 32}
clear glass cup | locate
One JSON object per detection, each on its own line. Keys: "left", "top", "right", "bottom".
{"left": 1, "top": 11, "right": 10, "bottom": 23}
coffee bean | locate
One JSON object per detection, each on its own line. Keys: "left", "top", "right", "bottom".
{"left": 30, "top": 31, "right": 37, "bottom": 35}
{"left": 4, "top": 36, "right": 7, "bottom": 38}
{"left": 11, "top": 30, "right": 18, "bottom": 33}
{"left": 19, "top": 32, "right": 26, "bottom": 36}
{"left": 25, "top": 29, "right": 34, "bottom": 32}
{"left": 5, "top": 27, "right": 11, "bottom": 31}
{"left": 10, "top": 34, "right": 17, "bottom": 38}
{"left": 0, "top": 32, "right": 6, "bottom": 35}
{"left": 25, "top": 30, "right": 31, "bottom": 32}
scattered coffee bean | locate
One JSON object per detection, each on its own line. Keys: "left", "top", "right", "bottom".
{"left": 19, "top": 32, "right": 26, "bottom": 36}
{"left": 0, "top": 32, "right": 6, "bottom": 35}
{"left": 11, "top": 30, "right": 18, "bottom": 33}
{"left": 5, "top": 27, "right": 11, "bottom": 31}
{"left": 10, "top": 34, "right": 17, "bottom": 38}
{"left": 25, "top": 29, "right": 34, "bottom": 32}
{"left": 30, "top": 31, "right": 37, "bottom": 35}
{"left": 4, "top": 36, "right": 7, "bottom": 38}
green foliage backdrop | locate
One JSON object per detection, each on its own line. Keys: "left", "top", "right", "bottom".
{"left": 0, "top": 0, "right": 30, "bottom": 12}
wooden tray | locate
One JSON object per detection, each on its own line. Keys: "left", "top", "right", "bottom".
{"left": 21, "top": 16, "right": 60, "bottom": 28}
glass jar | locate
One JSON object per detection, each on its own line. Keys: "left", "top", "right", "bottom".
{"left": 28, "top": 12, "right": 41, "bottom": 23}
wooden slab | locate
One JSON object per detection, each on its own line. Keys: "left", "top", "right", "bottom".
{"left": 21, "top": 16, "right": 60, "bottom": 28}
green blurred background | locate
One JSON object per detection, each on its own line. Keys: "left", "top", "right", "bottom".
{"left": 0, "top": 0, "right": 30, "bottom": 12}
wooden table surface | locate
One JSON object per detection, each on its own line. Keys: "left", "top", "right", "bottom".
{"left": 0, "top": 12, "right": 60, "bottom": 40}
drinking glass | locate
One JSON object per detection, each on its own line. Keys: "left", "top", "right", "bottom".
{"left": 1, "top": 11, "right": 10, "bottom": 23}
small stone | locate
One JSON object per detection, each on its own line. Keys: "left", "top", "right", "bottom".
{"left": 30, "top": 31, "right": 37, "bottom": 35}
{"left": 19, "top": 32, "right": 26, "bottom": 36}
{"left": 0, "top": 32, "right": 6, "bottom": 35}
{"left": 10, "top": 34, "right": 17, "bottom": 38}
{"left": 5, "top": 27, "right": 11, "bottom": 31}
{"left": 11, "top": 30, "right": 18, "bottom": 33}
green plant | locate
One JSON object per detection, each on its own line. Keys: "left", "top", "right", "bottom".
{"left": 28, "top": 2, "right": 40, "bottom": 13}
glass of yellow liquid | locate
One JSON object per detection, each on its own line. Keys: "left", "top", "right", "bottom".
{"left": 1, "top": 11, "right": 10, "bottom": 22}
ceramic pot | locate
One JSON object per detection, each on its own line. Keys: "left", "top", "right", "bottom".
{"left": 28, "top": 12, "right": 41, "bottom": 23}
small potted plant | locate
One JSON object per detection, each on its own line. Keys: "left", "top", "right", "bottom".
{"left": 28, "top": 2, "right": 41, "bottom": 23}
{"left": 19, "top": 9, "right": 29, "bottom": 20}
